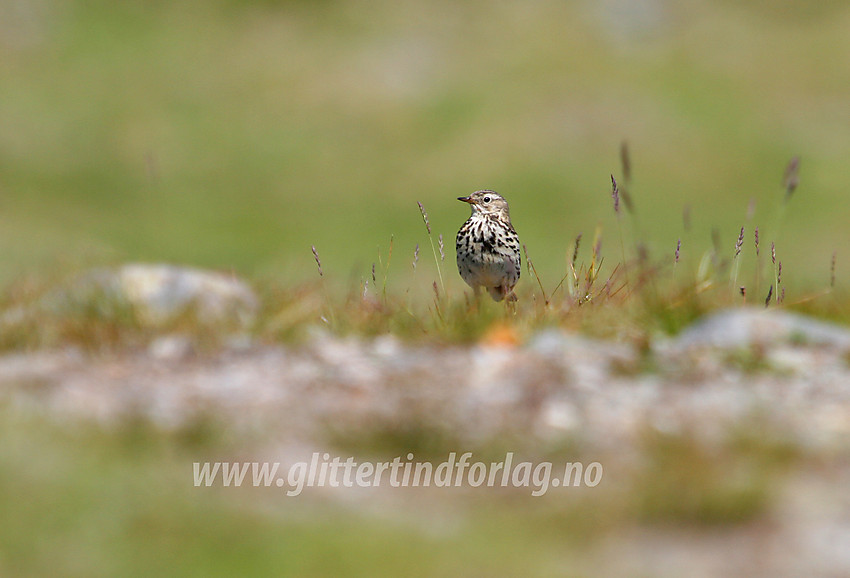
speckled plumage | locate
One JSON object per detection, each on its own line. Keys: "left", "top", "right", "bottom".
{"left": 455, "top": 190, "right": 521, "bottom": 302}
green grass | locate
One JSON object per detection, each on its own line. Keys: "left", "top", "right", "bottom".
{"left": 0, "top": 409, "right": 599, "bottom": 577}
{"left": 0, "top": 406, "right": 804, "bottom": 577}
{"left": 632, "top": 428, "right": 799, "bottom": 525}
{"left": 1, "top": 1, "right": 850, "bottom": 287}
{"left": 0, "top": 185, "right": 842, "bottom": 350}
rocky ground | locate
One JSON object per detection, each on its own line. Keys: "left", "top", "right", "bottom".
{"left": 3, "top": 310, "right": 850, "bottom": 575}
{"left": 4, "top": 309, "right": 850, "bottom": 451}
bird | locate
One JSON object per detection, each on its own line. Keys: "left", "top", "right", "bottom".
{"left": 455, "top": 190, "right": 521, "bottom": 302}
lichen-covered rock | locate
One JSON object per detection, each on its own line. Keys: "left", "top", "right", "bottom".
{"left": 670, "top": 307, "right": 850, "bottom": 351}
{"left": 113, "top": 264, "right": 258, "bottom": 328}
{"left": 59, "top": 264, "right": 259, "bottom": 330}
{"left": 0, "top": 264, "right": 259, "bottom": 351}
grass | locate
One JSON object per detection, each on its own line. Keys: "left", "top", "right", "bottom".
{"left": 632, "top": 428, "right": 799, "bottom": 526}
{"left": 3, "top": 409, "right": 571, "bottom": 577}
{"left": 0, "top": 148, "right": 843, "bottom": 351}
{"left": 250, "top": 146, "right": 841, "bottom": 346}
{"left": 2, "top": 1, "right": 850, "bottom": 287}
{"left": 0, "top": 404, "right": 807, "bottom": 577}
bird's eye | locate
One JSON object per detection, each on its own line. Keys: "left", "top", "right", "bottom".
{"left": 483, "top": 196, "right": 491, "bottom": 203}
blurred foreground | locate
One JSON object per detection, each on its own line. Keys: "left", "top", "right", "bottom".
{"left": 2, "top": 264, "right": 850, "bottom": 575}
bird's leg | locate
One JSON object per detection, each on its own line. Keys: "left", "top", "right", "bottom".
{"left": 471, "top": 285, "right": 482, "bottom": 311}
{"left": 501, "top": 283, "right": 517, "bottom": 315}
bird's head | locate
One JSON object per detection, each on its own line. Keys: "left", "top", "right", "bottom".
{"left": 457, "top": 190, "right": 512, "bottom": 221}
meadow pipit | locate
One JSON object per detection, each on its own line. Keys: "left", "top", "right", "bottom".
{"left": 456, "top": 190, "right": 521, "bottom": 302}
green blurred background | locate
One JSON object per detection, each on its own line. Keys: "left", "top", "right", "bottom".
{"left": 2, "top": 0, "right": 849, "bottom": 290}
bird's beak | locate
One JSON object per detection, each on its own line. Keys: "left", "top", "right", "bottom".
{"left": 457, "top": 196, "right": 473, "bottom": 203}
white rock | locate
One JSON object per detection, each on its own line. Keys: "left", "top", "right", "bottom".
{"left": 149, "top": 334, "right": 194, "bottom": 360}
{"left": 116, "top": 264, "right": 258, "bottom": 328}
{"left": 671, "top": 307, "right": 850, "bottom": 351}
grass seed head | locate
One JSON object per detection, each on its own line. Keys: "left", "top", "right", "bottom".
{"left": 831, "top": 251, "right": 837, "bottom": 288}
{"left": 311, "top": 245, "right": 323, "bottom": 277}
{"left": 417, "top": 201, "right": 432, "bottom": 234}
{"left": 572, "top": 233, "right": 583, "bottom": 268}
{"left": 610, "top": 174, "right": 620, "bottom": 215}
{"left": 735, "top": 226, "right": 745, "bottom": 258}
{"left": 783, "top": 156, "right": 800, "bottom": 202}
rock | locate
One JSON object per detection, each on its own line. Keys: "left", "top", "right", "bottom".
{"left": 115, "top": 264, "right": 258, "bottom": 328}
{"left": 670, "top": 307, "right": 850, "bottom": 351}
{"left": 55, "top": 264, "right": 259, "bottom": 330}
{"left": 149, "top": 334, "right": 194, "bottom": 360}
{"left": 0, "top": 265, "right": 259, "bottom": 349}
